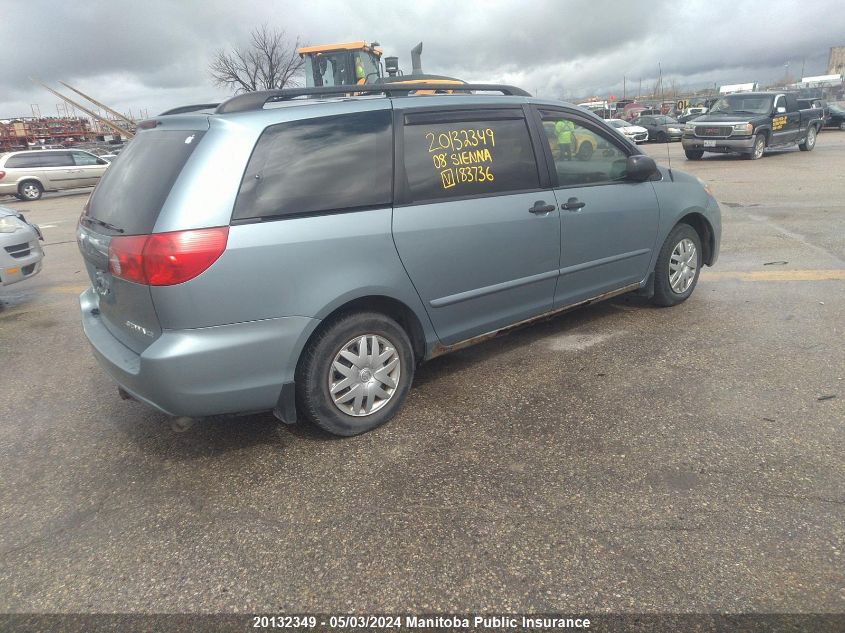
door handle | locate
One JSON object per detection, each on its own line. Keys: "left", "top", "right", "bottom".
{"left": 561, "top": 197, "right": 586, "bottom": 211}
{"left": 529, "top": 200, "right": 555, "bottom": 215}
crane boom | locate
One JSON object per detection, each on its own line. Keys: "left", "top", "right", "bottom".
{"left": 31, "top": 79, "right": 135, "bottom": 139}
{"left": 58, "top": 81, "right": 136, "bottom": 127}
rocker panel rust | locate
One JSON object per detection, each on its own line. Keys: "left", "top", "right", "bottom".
{"left": 429, "top": 282, "right": 641, "bottom": 358}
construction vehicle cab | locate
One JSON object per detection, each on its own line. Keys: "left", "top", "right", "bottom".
{"left": 298, "top": 41, "right": 382, "bottom": 87}
{"left": 299, "top": 41, "right": 465, "bottom": 93}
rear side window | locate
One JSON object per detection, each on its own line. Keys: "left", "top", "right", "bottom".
{"left": 5, "top": 154, "right": 42, "bottom": 169}
{"left": 39, "top": 152, "right": 74, "bottom": 167}
{"left": 232, "top": 110, "right": 392, "bottom": 221}
{"left": 87, "top": 130, "right": 204, "bottom": 235}
{"left": 402, "top": 115, "right": 539, "bottom": 203}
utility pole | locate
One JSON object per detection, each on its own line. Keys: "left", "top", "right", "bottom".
{"left": 623, "top": 75, "right": 626, "bottom": 100}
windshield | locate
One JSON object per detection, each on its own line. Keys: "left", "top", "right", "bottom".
{"left": 304, "top": 52, "right": 357, "bottom": 87}
{"left": 608, "top": 120, "right": 629, "bottom": 128}
{"left": 710, "top": 95, "right": 774, "bottom": 115}
{"left": 829, "top": 104, "right": 845, "bottom": 114}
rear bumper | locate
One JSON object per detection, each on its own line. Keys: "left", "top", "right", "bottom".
{"left": 0, "top": 183, "right": 19, "bottom": 196}
{"left": 683, "top": 136, "right": 755, "bottom": 153}
{"left": 80, "top": 287, "right": 319, "bottom": 417}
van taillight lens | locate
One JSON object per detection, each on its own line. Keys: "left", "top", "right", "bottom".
{"left": 0, "top": 171, "right": 6, "bottom": 181}
{"left": 108, "top": 235, "right": 147, "bottom": 283}
{"left": 108, "top": 227, "right": 229, "bottom": 286}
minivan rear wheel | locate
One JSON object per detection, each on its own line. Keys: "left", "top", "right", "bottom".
{"left": 18, "top": 180, "right": 43, "bottom": 201}
{"left": 296, "top": 311, "right": 414, "bottom": 436}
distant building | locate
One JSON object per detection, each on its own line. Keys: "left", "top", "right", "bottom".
{"left": 719, "top": 82, "right": 758, "bottom": 94}
{"left": 828, "top": 46, "right": 845, "bottom": 75}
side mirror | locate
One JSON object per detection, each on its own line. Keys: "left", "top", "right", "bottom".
{"left": 776, "top": 106, "right": 786, "bottom": 114}
{"left": 626, "top": 155, "right": 658, "bottom": 182}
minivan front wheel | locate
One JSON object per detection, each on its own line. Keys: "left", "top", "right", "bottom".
{"left": 18, "top": 180, "right": 43, "bottom": 201}
{"left": 296, "top": 311, "right": 414, "bottom": 436}
{"left": 652, "top": 224, "right": 702, "bottom": 307}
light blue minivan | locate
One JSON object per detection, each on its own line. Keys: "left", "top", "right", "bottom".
{"left": 78, "top": 83, "right": 721, "bottom": 435}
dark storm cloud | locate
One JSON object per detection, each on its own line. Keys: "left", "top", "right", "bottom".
{"left": 1, "top": 0, "right": 843, "bottom": 118}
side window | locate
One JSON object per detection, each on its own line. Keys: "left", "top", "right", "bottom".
{"left": 39, "top": 152, "right": 73, "bottom": 167}
{"left": 232, "top": 109, "right": 392, "bottom": 221}
{"left": 72, "top": 151, "right": 100, "bottom": 166}
{"left": 4, "top": 154, "right": 40, "bottom": 169}
{"left": 774, "top": 95, "right": 785, "bottom": 111}
{"left": 402, "top": 114, "right": 540, "bottom": 203}
{"left": 539, "top": 111, "right": 629, "bottom": 187}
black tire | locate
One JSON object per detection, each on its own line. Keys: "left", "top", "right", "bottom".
{"left": 745, "top": 133, "right": 766, "bottom": 160}
{"left": 576, "top": 141, "right": 593, "bottom": 161}
{"left": 685, "top": 149, "right": 704, "bottom": 160}
{"left": 18, "top": 180, "right": 43, "bottom": 201}
{"left": 651, "top": 223, "right": 702, "bottom": 307}
{"left": 296, "top": 311, "right": 414, "bottom": 436}
{"left": 798, "top": 125, "right": 817, "bottom": 151}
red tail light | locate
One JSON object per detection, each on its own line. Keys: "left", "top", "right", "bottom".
{"left": 108, "top": 227, "right": 229, "bottom": 286}
{"left": 0, "top": 171, "right": 6, "bottom": 181}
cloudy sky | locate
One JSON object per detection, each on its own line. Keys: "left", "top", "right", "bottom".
{"left": 1, "top": 0, "right": 843, "bottom": 119}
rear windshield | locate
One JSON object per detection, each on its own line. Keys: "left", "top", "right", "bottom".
{"left": 87, "top": 129, "right": 204, "bottom": 235}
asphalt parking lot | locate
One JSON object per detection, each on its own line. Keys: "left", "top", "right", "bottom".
{"left": 1, "top": 134, "right": 843, "bottom": 614}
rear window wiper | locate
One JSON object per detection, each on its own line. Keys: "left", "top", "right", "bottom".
{"left": 81, "top": 215, "right": 125, "bottom": 233}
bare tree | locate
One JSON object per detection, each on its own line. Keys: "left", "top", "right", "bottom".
{"left": 210, "top": 24, "right": 304, "bottom": 93}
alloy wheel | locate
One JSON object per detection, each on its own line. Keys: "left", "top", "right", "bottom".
{"left": 806, "top": 127, "right": 816, "bottom": 148}
{"left": 21, "top": 183, "right": 40, "bottom": 200}
{"left": 753, "top": 136, "right": 765, "bottom": 159}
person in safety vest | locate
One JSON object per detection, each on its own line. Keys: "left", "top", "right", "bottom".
{"left": 355, "top": 55, "right": 366, "bottom": 84}
{"left": 555, "top": 119, "right": 575, "bottom": 160}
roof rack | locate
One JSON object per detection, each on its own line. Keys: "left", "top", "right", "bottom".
{"left": 159, "top": 103, "right": 221, "bottom": 116}
{"left": 214, "top": 83, "right": 531, "bottom": 115}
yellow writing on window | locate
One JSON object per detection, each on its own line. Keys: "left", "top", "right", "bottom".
{"left": 424, "top": 128, "right": 498, "bottom": 191}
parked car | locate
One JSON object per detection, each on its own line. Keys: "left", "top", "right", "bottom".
{"left": 0, "top": 206, "right": 44, "bottom": 286}
{"left": 824, "top": 103, "right": 845, "bottom": 130}
{"left": 682, "top": 91, "right": 825, "bottom": 160}
{"left": 77, "top": 84, "right": 721, "bottom": 436}
{"left": 0, "top": 149, "right": 110, "bottom": 200}
{"left": 541, "top": 121, "right": 611, "bottom": 160}
{"left": 677, "top": 107, "right": 708, "bottom": 124}
{"left": 631, "top": 115, "right": 684, "bottom": 142}
{"left": 605, "top": 118, "right": 649, "bottom": 143}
